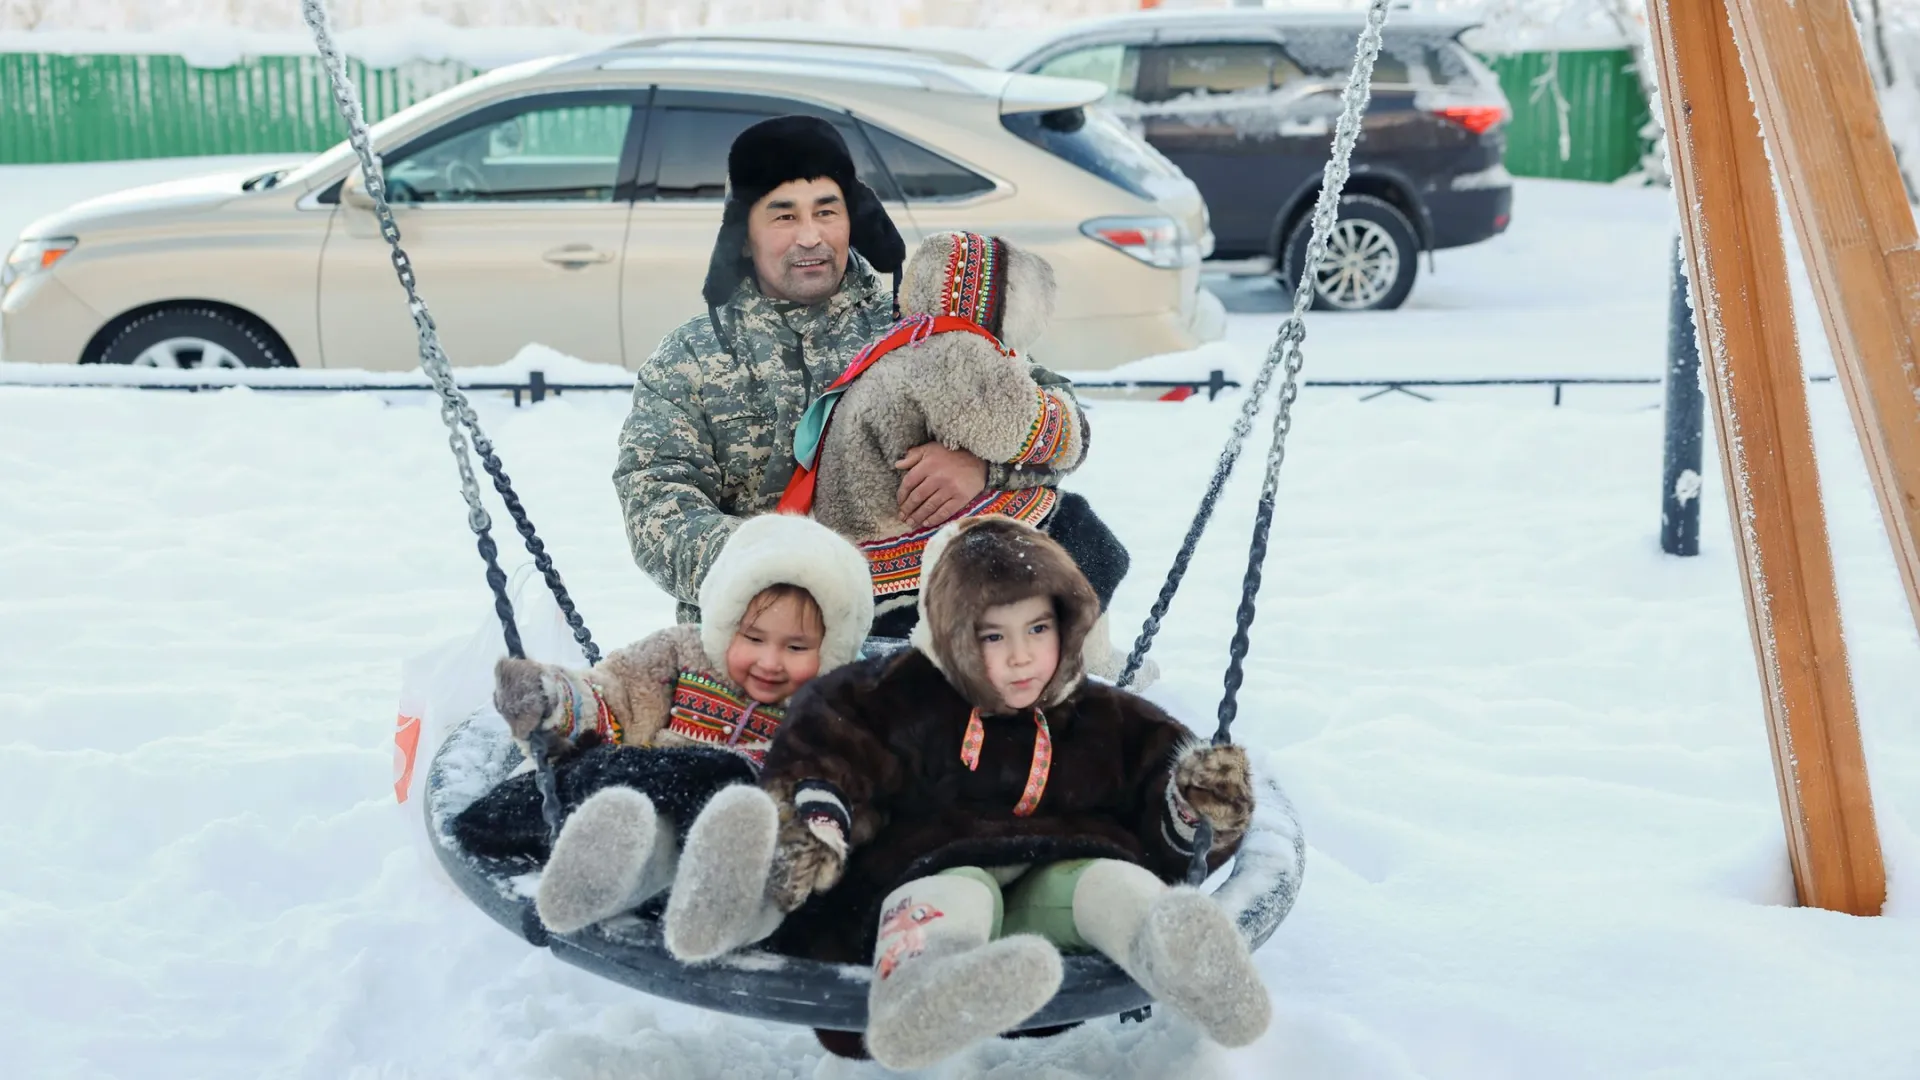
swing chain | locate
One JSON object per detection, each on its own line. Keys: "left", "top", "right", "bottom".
{"left": 1121, "top": 0, "right": 1391, "bottom": 695}
{"left": 303, "top": 0, "right": 587, "bottom": 838}
{"left": 1172, "top": 0, "right": 1393, "bottom": 886}
{"left": 299, "top": 0, "right": 599, "bottom": 672}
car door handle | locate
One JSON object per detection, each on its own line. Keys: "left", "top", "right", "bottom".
{"left": 542, "top": 245, "right": 615, "bottom": 268}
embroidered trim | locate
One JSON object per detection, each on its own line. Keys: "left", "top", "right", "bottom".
{"left": 554, "top": 674, "right": 620, "bottom": 744}
{"left": 859, "top": 487, "right": 1059, "bottom": 597}
{"left": 1013, "top": 389, "right": 1071, "bottom": 466}
{"left": 960, "top": 708, "right": 1053, "bottom": 817}
{"left": 942, "top": 232, "right": 1007, "bottom": 334}
{"left": 667, "top": 671, "right": 785, "bottom": 766}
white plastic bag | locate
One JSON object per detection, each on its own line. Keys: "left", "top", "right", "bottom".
{"left": 392, "top": 563, "right": 592, "bottom": 807}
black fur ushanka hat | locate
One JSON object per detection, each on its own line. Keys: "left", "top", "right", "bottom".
{"left": 702, "top": 115, "right": 907, "bottom": 311}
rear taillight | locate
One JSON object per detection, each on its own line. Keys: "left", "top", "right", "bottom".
{"left": 1434, "top": 105, "right": 1508, "bottom": 135}
{"left": 1081, "top": 216, "right": 1194, "bottom": 269}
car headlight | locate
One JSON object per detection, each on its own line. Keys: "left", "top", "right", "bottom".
{"left": 1, "top": 237, "right": 78, "bottom": 291}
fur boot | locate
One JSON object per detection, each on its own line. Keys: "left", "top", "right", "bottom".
{"left": 864, "top": 874, "right": 1064, "bottom": 1070}
{"left": 534, "top": 786, "right": 678, "bottom": 934}
{"left": 1072, "top": 859, "right": 1269, "bottom": 1048}
{"left": 663, "top": 784, "right": 785, "bottom": 961}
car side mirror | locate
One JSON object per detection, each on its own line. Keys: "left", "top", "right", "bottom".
{"left": 340, "top": 170, "right": 377, "bottom": 211}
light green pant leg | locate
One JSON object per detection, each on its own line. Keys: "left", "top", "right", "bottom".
{"left": 1002, "top": 859, "right": 1096, "bottom": 951}
{"left": 937, "top": 865, "right": 1004, "bottom": 938}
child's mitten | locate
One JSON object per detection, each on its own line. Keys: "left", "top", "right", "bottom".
{"left": 493, "top": 657, "right": 603, "bottom": 755}
{"left": 1170, "top": 743, "right": 1255, "bottom": 849}
{"left": 767, "top": 780, "right": 852, "bottom": 910}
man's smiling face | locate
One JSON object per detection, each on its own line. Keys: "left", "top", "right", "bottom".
{"left": 745, "top": 177, "right": 852, "bottom": 305}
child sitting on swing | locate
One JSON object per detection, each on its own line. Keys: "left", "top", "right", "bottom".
{"left": 451, "top": 513, "right": 873, "bottom": 937}
{"left": 663, "top": 516, "right": 1269, "bottom": 1068}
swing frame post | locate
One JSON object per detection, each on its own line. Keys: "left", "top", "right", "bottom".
{"left": 1646, "top": 0, "right": 1888, "bottom": 915}
{"left": 1723, "top": 0, "right": 1920, "bottom": 642}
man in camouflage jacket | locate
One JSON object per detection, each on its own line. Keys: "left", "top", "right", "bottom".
{"left": 613, "top": 116, "right": 1087, "bottom": 619}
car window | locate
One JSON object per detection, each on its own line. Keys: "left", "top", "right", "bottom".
{"left": 861, "top": 123, "right": 993, "bottom": 201}
{"left": 647, "top": 100, "right": 890, "bottom": 201}
{"left": 384, "top": 103, "right": 630, "bottom": 203}
{"left": 1033, "top": 44, "right": 1142, "bottom": 103}
{"left": 1145, "top": 43, "right": 1305, "bottom": 103}
{"left": 1000, "top": 105, "right": 1182, "bottom": 201}
{"left": 1278, "top": 29, "right": 1450, "bottom": 88}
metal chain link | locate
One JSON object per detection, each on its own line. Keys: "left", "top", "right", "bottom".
{"left": 301, "top": 0, "right": 588, "bottom": 835}
{"left": 299, "top": 0, "right": 599, "bottom": 672}
{"left": 1122, "top": 0, "right": 1393, "bottom": 701}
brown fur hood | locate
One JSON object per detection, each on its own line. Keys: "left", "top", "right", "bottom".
{"left": 908, "top": 516, "right": 1099, "bottom": 711}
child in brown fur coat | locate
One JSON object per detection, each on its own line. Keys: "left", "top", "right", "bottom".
{"left": 449, "top": 513, "right": 873, "bottom": 936}
{"left": 665, "top": 517, "right": 1267, "bottom": 1068}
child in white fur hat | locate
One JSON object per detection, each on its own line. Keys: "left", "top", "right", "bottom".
{"left": 450, "top": 513, "right": 873, "bottom": 936}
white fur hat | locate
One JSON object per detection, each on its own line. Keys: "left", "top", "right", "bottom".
{"left": 698, "top": 513, "right": 875, "bottom": 672}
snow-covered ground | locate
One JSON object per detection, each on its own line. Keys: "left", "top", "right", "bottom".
{"left": 4, "top": 160, "right": 1919, "bottom": 1079}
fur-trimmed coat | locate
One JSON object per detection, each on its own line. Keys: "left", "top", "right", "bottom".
{"left": 762, "top": 650, "right": 1235, "bottom": 963}
{"left": 809, "top": 234, "right": 1088, "bottom": 593}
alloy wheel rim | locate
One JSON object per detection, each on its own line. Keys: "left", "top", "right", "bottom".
{"left": 131, "top": 337, "right": 245, "bottom": 369}
{"left": 1310, "top": 220, "right": 1400, "bottom": 310}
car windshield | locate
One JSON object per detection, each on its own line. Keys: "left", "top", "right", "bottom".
{"left": 278, "top": 60, "right": 558, "bottom": 189}
{"left": 1000, "top": 105, "right": 1184, "bottom": 201}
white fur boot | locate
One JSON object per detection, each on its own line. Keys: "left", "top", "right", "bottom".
{"left": 1072, "top": 859, "right": 1269, "bottom": 1047}
{"left": 864, "top": 873, "right": 1064, "bottom": 1070}
{"left": 535, "top": 787, "right": 678, "bottom": 934}
{"left": 1082, "top": 611, "right": 1159, "bottom": 689}
{"left": 663, "top": 784, "right": 785, "bottom": 962}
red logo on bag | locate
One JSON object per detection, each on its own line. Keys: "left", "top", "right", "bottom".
{"left": 393, "top": 712, "right": 423, "bottom": 803}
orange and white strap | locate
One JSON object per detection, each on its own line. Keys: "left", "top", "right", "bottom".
{"left": 959, "top": 708, "right": 1053, "bottom": 817}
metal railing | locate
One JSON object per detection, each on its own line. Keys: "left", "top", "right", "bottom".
{"left": 0, "top": 367, "right": 1844, "bottom": 405}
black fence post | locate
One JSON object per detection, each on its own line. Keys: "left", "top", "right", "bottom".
{"left": 1662, "top": 236, "right": 1706, "bottom": 556}
{"left": 529, "top": 370, "right": 548, "bottom": 405}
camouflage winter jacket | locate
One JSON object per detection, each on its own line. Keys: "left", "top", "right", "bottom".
{"left": 614, "top": 254, "right": 1084, "bottom": 615}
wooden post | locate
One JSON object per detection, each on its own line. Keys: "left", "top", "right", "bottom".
{"left": 1646, "top": 0, "right": 1886, "bottom": 915}
{"left": 1723, "top": 0, "right": 1920, "bottom": 646}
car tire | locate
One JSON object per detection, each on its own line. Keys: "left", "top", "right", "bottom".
{"left": 94, "top": 306, "right": 287, "bottom": 368}
{"left": 1279, "top": 194, "right": 1420, "bottom": 312}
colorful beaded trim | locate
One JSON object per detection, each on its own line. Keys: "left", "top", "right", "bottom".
{"left": 859, "top": 487, "right": 1059, "bottom": 597}
{"left": 557, "top": 676, "right": 620, "bottom": 744}
{"left": 942, "top": 232, "right": 1008, "bottom": 336}
{"left": 667, "top": 671, "right": 785, "bottom": 765}
{"left": 1014, "top": 389, "right": 1071, "bottom": 466}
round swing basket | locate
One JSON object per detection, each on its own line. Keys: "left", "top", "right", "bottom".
{"left": 422, "top": 663, "right": 1307, "bottom": 1032}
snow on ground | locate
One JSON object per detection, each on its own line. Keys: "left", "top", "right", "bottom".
{"left": 4, "top": 163, "right": 1920, "bottom": 1079}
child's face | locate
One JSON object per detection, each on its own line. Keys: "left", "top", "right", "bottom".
{"left": 976, "top": 595, "right": 1059, "bottom": 712}
{"left": 726, "top": 592, "right": 825, "bottom": 705}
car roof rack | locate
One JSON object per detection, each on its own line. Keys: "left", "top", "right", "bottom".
{"left": 607, "top": 32, "right": 991, "bottom": 71}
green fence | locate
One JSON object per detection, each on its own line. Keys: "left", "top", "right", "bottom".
{"left": 1483, "top": 49, "right": 1654, "bottom": 182}
{"left": 0, "top": 52, "right": 476, "bottom": 164}
{"left": 0, "top": 47, "right": 1658, "bottom": 182}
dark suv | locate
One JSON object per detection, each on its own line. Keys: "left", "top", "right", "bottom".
{"left": 1003, "top": 10, "right": 1513, "bottom": 311}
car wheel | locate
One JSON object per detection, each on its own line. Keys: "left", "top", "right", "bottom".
{"left": 1280, "top": 194, "right": 1420, "bottom": 312}
{"left": 94, "top": 306, "right": 287, "bottom": 368}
